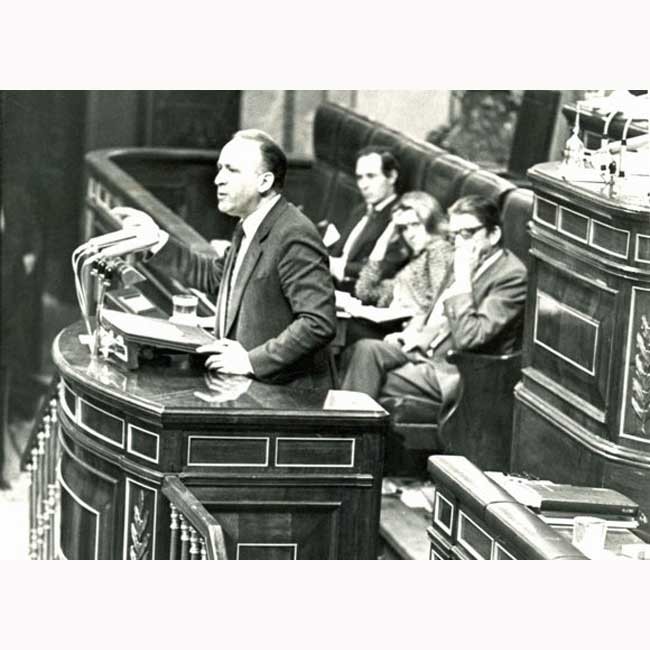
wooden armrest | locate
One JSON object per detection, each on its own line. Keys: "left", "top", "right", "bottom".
{"left": 446, "top": 349, "right": 522, "bottom": 367}
{"left": 439, "top": 349, "right": 523, "bottom": 472}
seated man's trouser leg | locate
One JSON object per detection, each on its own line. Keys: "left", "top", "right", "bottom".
{"left": 341, "top": 338, "right": 441, "bottom": 403}
{"left": 381, "top": 358, "right": 442, "bottom": 404}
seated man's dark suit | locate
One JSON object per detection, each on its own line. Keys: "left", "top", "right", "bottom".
{"left": 341, "top": 248, "right": 527, "bottom": 407}
{"left": 149, "top": 197, "right": 337, "bottom": 391}
{"left": 328, "top": 195, "right": 402, "bottom": 292}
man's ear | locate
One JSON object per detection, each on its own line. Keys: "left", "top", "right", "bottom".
{"left": 258, "top": 171, "right": 275, "bottom": 194}
{"left": 387, "top": 170, "right": 398, "bottom": 188}
{"left": 489, "top": 225, "right": 502, "bottom": 247}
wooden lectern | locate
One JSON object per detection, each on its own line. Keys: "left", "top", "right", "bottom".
{"left": 49, "top": 323, "right": 388, "bottom": 560}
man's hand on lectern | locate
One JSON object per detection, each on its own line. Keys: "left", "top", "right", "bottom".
{"left": 197, "top": 339, "right": 254, "bottom": 376}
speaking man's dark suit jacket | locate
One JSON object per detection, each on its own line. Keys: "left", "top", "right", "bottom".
{"left": 328, "top": 196, "right": 401, "bottom": 289}
{"left": 149, "top": 196, "right": 337, "bottom": 391}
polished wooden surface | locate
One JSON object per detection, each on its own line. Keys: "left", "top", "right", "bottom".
{"left": 512, "top": 161, "right": 650, "bottom": 539}
{"left": 54, "top": 322, "right": 388, "bottom": 559}
{"left": 427, "top": 456, "right": 589, "bottom": 560}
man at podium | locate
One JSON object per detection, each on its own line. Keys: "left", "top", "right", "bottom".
{"left": 114, "top": 130, "right": 337, "bottom": 391}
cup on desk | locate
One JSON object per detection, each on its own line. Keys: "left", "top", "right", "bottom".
{"left": 169, "top": 294, "right": 199, "bottom": 326}
{"left": 572, "top": 516, "right": 607, "bottom": 557}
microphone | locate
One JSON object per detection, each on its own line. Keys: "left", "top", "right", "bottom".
{"left": 97, "top": 226, "right": 161, "bottom": 259}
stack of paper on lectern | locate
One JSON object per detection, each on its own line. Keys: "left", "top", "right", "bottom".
{"left": 100, "top": 309, "right": 216, "bottom": 353}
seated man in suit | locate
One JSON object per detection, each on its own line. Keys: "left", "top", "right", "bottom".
{"left": 114, "top": 129, "right": 337, "bottom": 392}
{"left": 328, "top": 146, "right": 403, "bottom": 294}
{"left": 340, "top": 195, "right": 527, "bottom": 409}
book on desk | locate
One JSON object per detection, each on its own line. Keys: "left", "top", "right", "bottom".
{"left": 486, "top": 472, "right": 641, "bottom": 529}
{"left": 100, "top": 308, "right": 216, "bottom": 353}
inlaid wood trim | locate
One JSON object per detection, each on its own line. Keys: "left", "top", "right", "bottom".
{"left": 274, "top": 437, "right": 356, "bottom": 468}
{"left": 558, "top": 206, "right": 590, "bottom": 244}
{"left": 77, "top": 397, "right": 125, "bottom": 449}
{"left": 433, "top": 491, "right": 454, "bottom": 537}
{"left": 127, "top": 424, "right": 160, "bottom": 464}
{"left": 123, "top": 477, "right": 159, "bottom": 560}
{"left": 430, "top": 547, "right": 444, "bottom": 560}
{"left": 59, "top": 380, "right": 77, "bottom": 421}
{"left": 533, "top": 290, "right": 600, "bottom": 377}
{"left": 186, "top": 435, "right": 270, "bottom": 467}
{"left": 493, "top": 543, "right": 516, "bottom": 560}
{"left": 589, "top": 219, "right": 630, "bottom": 259}
{"left": 634, "top": 234, "right": 650, "bottom": 263}
{"left": 58, "top": 469, "right": 100, "bottom": 561}
{"left": 235, "top": 542, "right": 298, "bottom": 560}
{"left": 457, "top": 510, "right": 492, "bottom": 560}
{"left": 533, "top": 196, "right": 558, "bottom": 229}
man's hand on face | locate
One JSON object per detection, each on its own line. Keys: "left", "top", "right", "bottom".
{"left": 452, "top": 238, "right": 478, "bottom": 290}
{"left": 196, "top": 339, "right": 254, "bottom": 376}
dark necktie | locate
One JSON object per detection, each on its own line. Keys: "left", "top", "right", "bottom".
{"left": 216, "top": 222, "right": 245, "bottom": 337}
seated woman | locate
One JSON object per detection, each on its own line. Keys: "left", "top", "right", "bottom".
{"left": 346, "top": 191, "right": 453, "bottom": 343}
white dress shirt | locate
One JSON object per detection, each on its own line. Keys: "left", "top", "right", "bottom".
{"left": 229, "top": 194, "right": 281, "bottom": 290}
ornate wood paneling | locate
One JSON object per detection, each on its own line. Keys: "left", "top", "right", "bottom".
{"left": 513, "top": 162, "right": 650, "bottom": 537}
{"left": 52, "top": 323, "right": 387, "bottom": 560}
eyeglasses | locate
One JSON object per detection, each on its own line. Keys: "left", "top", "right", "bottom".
{"left": 395, "top": 221, "right": 423, "bottom": 231}
{"left": 445, "top": 225, "right": 485, "bottom": 242}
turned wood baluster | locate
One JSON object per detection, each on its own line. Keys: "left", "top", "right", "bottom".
{"left": 169, "top": 504, "right": 179, "bottom": 560}
{"left": 47, "top": 410, "right": 56, "bottom": 560}
{"left": 179, "top": 514, "right": 190, "bottom": 560}
{"left": 49, "top": 400, "right": 60, "bottom": 559}
{"left": 200, "top": 540, "right": 207, "bottom": 560}
{"left": 189, "top": 528, "right": 200, "bottom": 560}
{"left": 36, "top": 428, "right": 47, "bottom": 559}
{"left": 26, "top": 462, "right": 33, "bottom": 559}
{"left": 29, "top": 448, "right": 39, "bottom": 560}
{"left": 41, "top": 417, "right": 52, "bottom": 560}
{"left": 46, "top": 485, "right": 56, "bottom": 560}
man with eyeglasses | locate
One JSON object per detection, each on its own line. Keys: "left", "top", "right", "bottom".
{"left": 340, "top": 194, "right": 527, "bottom": 410}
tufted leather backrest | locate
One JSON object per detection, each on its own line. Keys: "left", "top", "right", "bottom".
{"left": 501, "top": 188, "right": 534, "bottom": 268}
{"left": 310, "top": 102, "right": 532, "bottom": 265}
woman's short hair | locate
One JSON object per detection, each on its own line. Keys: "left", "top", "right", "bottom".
{"left": 448, "top": 194, "right": 500, "bottom": 234}
{"left": 392, "top": 191, "right": 445, "bottom": 234}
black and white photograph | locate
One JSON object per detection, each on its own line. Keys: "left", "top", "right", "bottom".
{"left": 2, "top": 87, "right": 649, "bottom": 562}
{"left": 1, "top": 5, "right": 649, "bottom": 646}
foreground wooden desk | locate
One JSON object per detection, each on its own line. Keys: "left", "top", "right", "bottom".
{"left": 47, "top": 323, "right": 388, "bottom": 560}
{"left": 427, "top": 456, "right": 645, "bottom": 560}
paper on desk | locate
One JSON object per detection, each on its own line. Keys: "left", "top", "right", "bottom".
{"left": 323, "top": 223, "right": 341, "bottom": 247}
{"left": 335, "top": 290, "right": 361, "bottom": 311}
{"left": 400, "top": 487, "right": 433, "bottom": 513}
{"left": 346, "top": 304, "right": 416, "bottom": 324}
